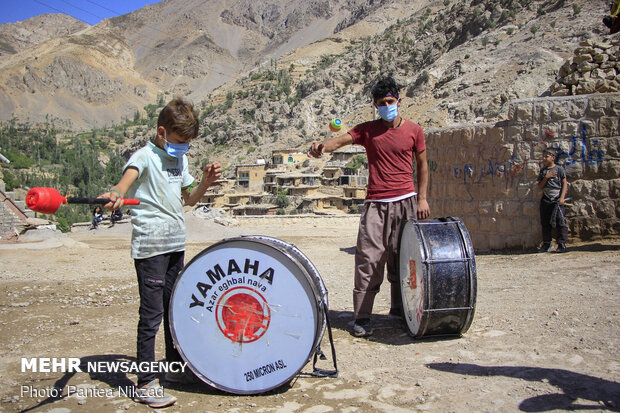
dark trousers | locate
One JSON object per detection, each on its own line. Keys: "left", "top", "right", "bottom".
{"left": 540, "top": 198, "right": 568, "bottom": 245}
{"left": 134, "top": 251, "right": 184, "bottom": 386}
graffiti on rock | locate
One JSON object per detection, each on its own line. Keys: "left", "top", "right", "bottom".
{"left": 555, "top": 125, "right": 604, "bottom": 166}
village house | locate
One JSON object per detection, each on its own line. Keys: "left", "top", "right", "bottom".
{"left": 199, "top": 192, "right": 228, "bottom": 208}
{"left": 232, "top": 204, "right": 278, "bottom": 216}
{"left": 331, "top": 145, "right": 366, "bottom": 163}
{"left": 235, "top": 163, "right": 267, "bottom": 193}
{"left": 299, "top": 194, "right": 349, "bottom": 214}
{"left": 226, "top": 193, "right": 264, "bottom": 207}
{"left": 272, "top": 172, "right": 320, "bottom": 194}
{"left": 272, "top": 150, "right": 307, "bottom": 165}
{"left": 343, "top": 186, "right": 367, "bottom": 199}
{"left": 263, "top": 169, "right": 287, "bottom": 194}
{"left": 208, "top": 178, "right": 235, "bottom": 193}
{"left": 286, "top": 185, "right": 321, "bottom": 197}
{"left": 320, "top": 165, "right": 341, "bottom": 186}
{"left": 339, "top": 166, "right": 368, "bottom": 186}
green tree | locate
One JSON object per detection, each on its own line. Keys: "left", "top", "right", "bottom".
{"left": 276, "top": 189, "right": 290, "bottom": 208}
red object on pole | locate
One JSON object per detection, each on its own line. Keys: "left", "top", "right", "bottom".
{"left": 25, "top": 187, "right": 139, "bottom": 214}
{"left": 26, "top": 187, "right": 65, "bottom": 214}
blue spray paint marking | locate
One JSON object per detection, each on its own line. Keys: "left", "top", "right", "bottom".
{"left": 453, "top": 155, "right": 519, "bottom": 185}
{"left": 555, "top": 124, "right": 604, "bottom": 166}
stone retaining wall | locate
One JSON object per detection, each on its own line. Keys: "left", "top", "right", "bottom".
{"left": 425, "top": 93, "right": 620, "bottom": 251}
{"left": 550, "top": 39, "right": 620, "bottom": 96}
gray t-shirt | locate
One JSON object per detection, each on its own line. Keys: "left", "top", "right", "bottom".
{"left": 124, "top": 142, "right": 194, "bottom": 259}
{"left": 537, "top": 164, "right": 566, "bottom": 201}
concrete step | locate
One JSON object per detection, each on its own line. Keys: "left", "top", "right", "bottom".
{"left": 4, "top": 191, "right": 15, "bottom": 201}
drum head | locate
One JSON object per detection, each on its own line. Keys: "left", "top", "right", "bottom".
{"left": 398, "top": 220, "right": 426, "bottom": 336}
{"left": 170, "top": 238, "right": 321, "bottom": 394}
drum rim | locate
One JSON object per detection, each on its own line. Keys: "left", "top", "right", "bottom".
{"left": 454, "top": 219, "right": 477, "bottom": 334}
{"left": 398, "top": 219, "right": 431, "bottom": 336}
{"left": 169, "top": 236, "right": 326, "bottom": 394}
{"left": 398, "top": 217, "right": 477, "bottom": 338}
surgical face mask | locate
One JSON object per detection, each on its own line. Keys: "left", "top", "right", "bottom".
{"left": 377, "top": 102, "right": 398, "bottom": 121}
{"left": 163, "top": 130, "right": 190, "bottom": 158}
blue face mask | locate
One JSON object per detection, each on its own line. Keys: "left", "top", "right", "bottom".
{"left": 163, "top": 130, "right": 190, "bottom": 158}
{"left": 377, "top": 102, "right": 399, "bottom": 121}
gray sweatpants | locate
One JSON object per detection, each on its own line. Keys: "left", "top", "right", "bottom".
{"left": 353, "top": 196, "right": 418, "bottom": 320}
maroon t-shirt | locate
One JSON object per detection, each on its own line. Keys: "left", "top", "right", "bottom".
{"left": 349, "top": 119, "right": 426, "bottom": 200}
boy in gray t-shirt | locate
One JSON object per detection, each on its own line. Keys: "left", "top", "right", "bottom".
{"left": 537, "top": 148, "right": 568, "bottom": 253}
{"left": 100, "top": 97, "right": 221, "bottom": 407}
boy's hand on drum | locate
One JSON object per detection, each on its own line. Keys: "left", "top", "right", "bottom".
{"left": 417, "top": 199, "right": 430, "bottom": 220}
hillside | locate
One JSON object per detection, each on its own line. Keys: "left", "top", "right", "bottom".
{"left": 183, "top": 0, "right": 617, "bottom": 175}
{"left": 0, "top": 13, "right": 88, "bottom": 55}
{"left": 0, "top": 0, "right": 618, "bottom": 179}
{"left": 0, "top": 0, "right": 407, "bottom": 129}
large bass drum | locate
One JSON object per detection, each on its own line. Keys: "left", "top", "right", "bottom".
{"left": 170, "top": 236, "right": 328, "bottom": 394}
{"left": 398, "top": 217, "right": 477, "bottom": 337}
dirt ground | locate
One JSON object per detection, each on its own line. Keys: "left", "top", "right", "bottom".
{"left": 0, "top": 215, "right": 619, "bottom": 413}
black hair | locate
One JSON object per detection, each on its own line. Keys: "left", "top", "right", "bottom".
{"left": 371, "top": 76, "right": 400, "bottom": 101}
{"left": 543, "top": 148, "right": 558, "bottom": 157}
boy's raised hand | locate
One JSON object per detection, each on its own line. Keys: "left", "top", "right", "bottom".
{"left": 307, "top": 142, "right": 324, "bottom": 158}
{"left": 203, "top": 162, "right": 222, "bottom": 186}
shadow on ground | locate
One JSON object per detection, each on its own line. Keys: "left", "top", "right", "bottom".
{"left": 427, "top": 362, "right": 620, "bottom": 412}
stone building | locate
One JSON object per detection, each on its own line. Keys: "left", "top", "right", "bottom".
{"left": 235, "top": 163, "right": 267, "bottom": 193}
{"left": 232, "top": 204, "right": 278, "bottom": 216}
{"left": 272, "top": 150, "right": 307, "bottom": 165}
{"left": 299, "top": 194, "right": 348, "bottom": 214}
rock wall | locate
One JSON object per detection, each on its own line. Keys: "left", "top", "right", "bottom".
{"left": 425, "top": 93, "right": 620, "bottom": 251}
{"left": 0, "top": 183, "right": 30, "bottom": 239}
{"left": 550, "top": 39, "right": 620, "bottom": 96}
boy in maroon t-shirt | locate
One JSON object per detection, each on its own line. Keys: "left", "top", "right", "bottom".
{"left": 308, "top": 77, "right": 430, "bottom": 337}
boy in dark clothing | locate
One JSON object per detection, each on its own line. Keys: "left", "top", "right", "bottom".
{"left": 537, "top": 148, "right": 569, "bottom": 253}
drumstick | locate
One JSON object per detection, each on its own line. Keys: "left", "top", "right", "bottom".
{"left": 26, "top": 187, "right": 139, "bottom": 214}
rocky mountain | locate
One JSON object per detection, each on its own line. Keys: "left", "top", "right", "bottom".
{"left": 0, "top": 0, "right": 617, "bottom": 175}
{"left": 0, "top": 14, "right": 88, "bottom": 55}
{"left": 0, "top": 0, "right": 401, "bottom": 129}
{"left": 177, "top": 0, "right": 618, "bottom": 175}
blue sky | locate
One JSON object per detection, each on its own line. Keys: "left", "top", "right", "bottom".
{"left": 0, "top": 0, "right": 163, "bottom": 25}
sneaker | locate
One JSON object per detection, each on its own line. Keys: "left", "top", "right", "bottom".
{"left": 352, "top": 318, "right": 373, "bottom": 337}
{"left": 388, "top": 308, "right": 403, "bottom": 320}
{"left": 539, "top": 243, "right": 554, "bottom": 253}
{"left": 165, "top": 370, "right": 199, "bottom": 385}
{"left": 555, "top": 244, "right": 568, "bottom": 253}
{"left": 133, "top": 379, "right": 176, "bottom": 408}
